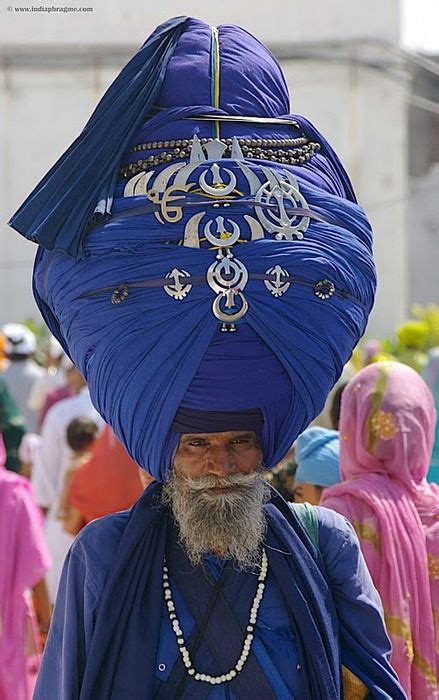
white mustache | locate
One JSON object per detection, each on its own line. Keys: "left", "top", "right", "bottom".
{"left": 182, "top": 471, "right": 261, "bottom": 492}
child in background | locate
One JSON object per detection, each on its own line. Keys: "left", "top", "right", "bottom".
{"left": 56, "top": 416, "right": 99, "bottom": 536}
{"left": 294, "top": 427, "right": 341, "bottom": 505}
{"left": 63, "top": 425, "right": 146, "bottom": 536}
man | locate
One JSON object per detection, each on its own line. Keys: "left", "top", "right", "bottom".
{"left": 31, "top": 365, "right": 102, "bottom": 602}
{"left": 10, "top": 17, "right": 406, "bottom": 699}
{"left": 2, "top": 323, "right": 44, "bottom": 433}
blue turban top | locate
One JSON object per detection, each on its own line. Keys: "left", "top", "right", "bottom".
{"left": 295, "top": 427, "right": 341, "bottom": 487}
{"left": 9, "top": 17, "right": 376, "bottom": 481}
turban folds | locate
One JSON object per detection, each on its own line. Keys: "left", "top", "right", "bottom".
{"left": 11, "top": 18, "right": 376, "bottom": 480}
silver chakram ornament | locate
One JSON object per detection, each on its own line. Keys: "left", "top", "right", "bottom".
{"left": 264, "top": 266, "right": 291, "bottom": 297}
{"left": 163, "top": 269, "right": 192, "bottom": 300}
{"left": 123, "top": 135, "right": 311, "bottom": 248}
{"left": 207, "top": 249, "right": 249, "bottom": 324}
{"left": 142, "top": 136, "right": 313, "bottom": 328}
{"left": 255, "top": 177, "right": 309, "bottom": 240}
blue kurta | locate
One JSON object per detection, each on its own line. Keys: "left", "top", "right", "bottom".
{"left": 36, "top": 505, "right": 403, "bottom": 699}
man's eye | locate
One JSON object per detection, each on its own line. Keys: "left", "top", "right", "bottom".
{"left": 187, "top": 440, "right": 207, "bottom": 447}
{"left": 231, "top": 438, "right": 250, "bottom": 445}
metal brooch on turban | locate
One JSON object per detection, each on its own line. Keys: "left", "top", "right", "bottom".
{"left": 9, "top": 17, "right": 376, "bottom": 480}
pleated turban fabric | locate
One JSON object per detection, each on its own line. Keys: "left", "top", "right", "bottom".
{"left": 10, "top": 18, "right": 376, "bottom": 480}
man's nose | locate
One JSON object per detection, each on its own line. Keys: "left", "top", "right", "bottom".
{"left": 207, "top": 446, "right": 235, "bottom": 477}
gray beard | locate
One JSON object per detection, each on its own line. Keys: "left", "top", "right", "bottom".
{"left": 162, "top": 468, "right": 270, "bottom": 570}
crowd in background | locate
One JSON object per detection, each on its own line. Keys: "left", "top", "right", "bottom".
{"left": 1, "top": 315, "right": 438, "bottom": 699}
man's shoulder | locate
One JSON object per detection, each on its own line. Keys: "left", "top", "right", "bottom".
{"left": 71, "top": 509, "right": 131, "bottom": 569}
{"left": 314, "top": 504, "right": 354, "bottom": 533}
{"left": 288, "top": 502, "right": 358, "bottom": 554}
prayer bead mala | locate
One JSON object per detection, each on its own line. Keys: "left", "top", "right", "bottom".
{"left": 162, "top": 548, "right": 268, "bottom": 685}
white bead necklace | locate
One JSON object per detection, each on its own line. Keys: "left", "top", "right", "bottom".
{"left": 162, "top": 548, "right": 268, "bottom": 685}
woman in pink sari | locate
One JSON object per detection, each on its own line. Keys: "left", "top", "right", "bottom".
{"left": 0, "top": 436, "right": 51, "bottom": 700}
{"left": 322, "top": 361, "right": 439, "bottom": 699}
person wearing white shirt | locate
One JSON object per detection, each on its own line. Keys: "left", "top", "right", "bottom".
{"left": 2, "top": 323, "right": 44, "bottom": 434}
{"left": 31, "top": 369, "right": 102, "bottom": 602}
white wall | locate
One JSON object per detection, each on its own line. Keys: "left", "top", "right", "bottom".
{"left": 282, "top": 58, "right": 409, "bottom": 337}
{"left": 408, "top": 164, "right": 439, "bottom": 305}
{"left": 0, "top": 0, "right": 399, "bottom": 47}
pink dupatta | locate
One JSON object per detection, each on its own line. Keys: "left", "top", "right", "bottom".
{"left": 0, "top": 436, "right": 51, "bottom": 700}
{"left": 322, "top": 361, "right": 439, "bottom": 699}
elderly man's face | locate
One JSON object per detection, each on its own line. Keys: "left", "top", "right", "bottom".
{"left": 173, "top": 430, "right": 263, "bottom": 481}
{"left": 163, "top": 430, "right": 268, "bottom": 568}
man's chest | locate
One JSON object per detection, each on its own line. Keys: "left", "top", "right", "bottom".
{"left": 154, "top": 569, "right": 302, "bottom": 699}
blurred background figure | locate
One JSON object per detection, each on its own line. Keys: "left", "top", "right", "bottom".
{"left": 38, "top": 357, "right": 77, "bottom": 429}
{"left": 27, "top": 336, "right": 67, "bottom": 419}
{"left": 329, "top": 382, "right": 348, "bottom": 431}
{"left": 362, "top": 339, "right": 383, "bottom": 366}
{"left": 0, "top": 435, "right": 51, "bottom": 700}
{"left": 423, "top": 347, "right": 439, "bottom": 483}
{"left": 310, "top": 363, "right": 355, "bottom": 430}
{"left": 268, "top": 384, "right": 345, "bottom": 502}
{"left": 18, "top": 432, "right": 41, "bottom": 480}
{"left": 265, "top": 445, "right": 297, "bottom": 502}
{"left": 395, "top": 320, "right": 429, "bottom": 374}
{"left": 321, "top": 361, "right": 439, "bottom": 699}
{"left": 31, "top": 366, "right": 102, "bottom": 603}
{"left": 2, "top": 324, "right": 43, "bottom": 434}
{"left": 294, "top": 427, "right": 341, "bottom": 505}
{"left": 56, "top": 415, "right": 99, "bottom": 535}
{"left": 58, "top": 424, "right": 147, "bottom": 537}
{"left": 0, "top": 377, "right": 26, "bottom": 473}
{"left": 0, "top": 332, "right": 8, "bottom": 373}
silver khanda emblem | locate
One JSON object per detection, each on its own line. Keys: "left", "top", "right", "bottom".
{"left": 264, "top": 266, "right": 291, "bottom": 297}
{"left": 255, "top": 171, "right": 309, "bottom": 240}
{"left": 130, "top": 136, "right": 313, "bottom": 327}
{"left": 124, "top": 137, "right": 311, "bottom": 249}
{"left": 207, "top": 249, "right": 249, "bottom": 323}
{"left": 163, "top": 269, "right": 192, "bottom": 300}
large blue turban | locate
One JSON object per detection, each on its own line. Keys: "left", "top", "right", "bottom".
{"left": 10, "top": 17, "right": 376, "bottom": 481}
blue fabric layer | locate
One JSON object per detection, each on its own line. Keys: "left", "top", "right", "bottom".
{"left": 8, "top": 16, "right": 189, "bottom": 257}
{"left": 13, "top": 18, "right": 376, "bottom": 480}
{"left": 32, "top": 174, "right": 374, "bottom": 480}
{"left": 295, "top": 427, "right": 341, "bottom": 487}
{"left": 9, "top": 17, "right": 355, "bottom": 257}
{"left": 171, "top": 407, "right": 264, "bottom": 434}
